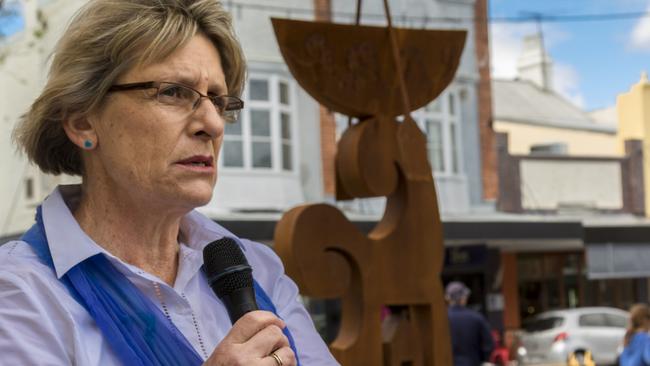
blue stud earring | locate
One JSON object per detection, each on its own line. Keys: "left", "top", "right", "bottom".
{"left": 84, "top": 140, "right": 93, "bottom": 149}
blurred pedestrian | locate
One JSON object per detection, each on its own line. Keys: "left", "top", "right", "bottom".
{"left": 620, "top": 303, "right": 650, "bottom": 366}
{"left": 446, "top": 281, "right": 494, "bottom": 366}
{"left": 488, "top": 330, "right": 509, "bottom": 366}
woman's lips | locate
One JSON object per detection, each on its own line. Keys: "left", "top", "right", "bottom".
{"left": 175, "top": 155, "right": 215, "bottom": 172}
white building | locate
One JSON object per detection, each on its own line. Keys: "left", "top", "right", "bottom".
{"left": 0, "top": 0, "right": 87, "bottom": 239}
{"left": 0, "top": 0, "right": 487, "bottom": 240}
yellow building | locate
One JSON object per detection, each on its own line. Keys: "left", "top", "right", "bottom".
{"left": 492, "top": 34, "right": 618, "bottom": 158}
{"left": 492, "top": 78, "right": 618, "bottom": 157}
{"left": 617, "top": 72, "right": 650, "bottom": 217}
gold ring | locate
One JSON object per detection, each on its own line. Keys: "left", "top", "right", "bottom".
{"left": 271, "top": 352, "right": 283, "bottom": 366}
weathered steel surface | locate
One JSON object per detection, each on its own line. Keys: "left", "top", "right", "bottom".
{"left": 272, "top": 13, "right": 465, "bottom": 366}
{"left": 271, "top": 18, "right": 466, "bottom": 118}
{"left": 275, "top": 116, "right": 451, "bottom": 365}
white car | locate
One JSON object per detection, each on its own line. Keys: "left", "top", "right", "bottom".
{"left": 517, "top": 307, "right": 628, "bottom": 366}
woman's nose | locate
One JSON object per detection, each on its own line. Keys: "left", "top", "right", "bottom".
{"left": 192, "top": 98, "right": 224, "bottom": 138}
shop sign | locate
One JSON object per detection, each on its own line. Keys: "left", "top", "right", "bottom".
{"left": 444, "top": 244, "right": 487, "bottom": 268}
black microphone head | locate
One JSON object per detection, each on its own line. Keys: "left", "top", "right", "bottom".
{"left": 202, "top": 237, "right": 253, "bottom": 299}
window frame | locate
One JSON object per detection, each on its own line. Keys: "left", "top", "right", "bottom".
{"left": 23, "top": 167, "right": 42, "bottom": 207}
{"left": 221, "top": 73, "right": 297, "bottom": 173}
{"left": 412, "top": 87, "right": 464, "bottom": 176}
{"left": 604, "top": 313, "right": 628, "bottom": 328}
{"left": 578, "top": 313, "right": 608, "bottom": 327}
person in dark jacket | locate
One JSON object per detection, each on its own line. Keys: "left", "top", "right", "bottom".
{"left": 446, "top": 281, "right": 495, "bottom": 366}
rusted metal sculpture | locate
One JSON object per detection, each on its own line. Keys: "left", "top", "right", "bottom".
{"left": 272, "top": 1, "right": 466, "bottom": 364}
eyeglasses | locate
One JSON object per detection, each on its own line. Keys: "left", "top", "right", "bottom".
{"left": 108, "top": 81, "right": 244, "bottom": 123}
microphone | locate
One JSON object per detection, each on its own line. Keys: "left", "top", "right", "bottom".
{"left": 202, "top": 238, "right": 259, "bottom": 324}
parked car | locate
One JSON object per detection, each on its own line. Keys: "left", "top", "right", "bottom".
{"left": 517, "top": 307, "right": 628, "bottom": 366}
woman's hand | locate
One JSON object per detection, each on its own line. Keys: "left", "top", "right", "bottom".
{"left": 204, "top": 310, "right": 297, "bottom": 366}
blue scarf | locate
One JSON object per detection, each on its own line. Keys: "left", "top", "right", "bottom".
{"left": 21, "top": 206, "right": 300, "bottom": 365}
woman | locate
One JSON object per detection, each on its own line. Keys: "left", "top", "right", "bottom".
{"left": 0, "top": 0, "right": 337, "bottom": 365}
{"left": 620, "top": 303, "right": 650, "bottom": 366}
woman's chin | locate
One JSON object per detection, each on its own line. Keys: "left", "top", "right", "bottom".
{"left": 186, "top": 191, "right": 214, "bottom": 208}
{"left": 169, "top": 185, "right": 214, "bottom": 210}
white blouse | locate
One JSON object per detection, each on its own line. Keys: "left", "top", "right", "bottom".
{"left": 0, "top": 185, "right": 338, "bottom": 365}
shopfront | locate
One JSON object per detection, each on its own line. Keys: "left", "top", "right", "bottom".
{"left": 443, "top": 244, "right": 505, "bottom": 332}
{"left": 517, "top": 251, "right": 645, "bottom": 322}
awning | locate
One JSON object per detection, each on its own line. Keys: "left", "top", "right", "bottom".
{"left": 585, "top": 225, "right": 650, "bottom": 279}
{"left": 587, "top": 242, "right": 650, "bottom": 279}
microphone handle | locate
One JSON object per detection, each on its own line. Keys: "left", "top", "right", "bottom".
{"left": 220, "top": 287, "right": 259, "bottom": 324}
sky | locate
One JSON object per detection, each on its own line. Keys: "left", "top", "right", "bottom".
{"left": 490, "top": 0, "right": 650, "bottom": 111}
{"left": 0, "top": 1, "right": 23, "bottom": 37}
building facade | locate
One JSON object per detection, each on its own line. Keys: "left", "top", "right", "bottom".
{"left": 490, "top": 33, "right": 650, "bottom": 339}
{"left": 1, "top": 0, "right": 491, "bottom": 234}
{"left": 0, "top": 0, "right": 86, "bottom": 238}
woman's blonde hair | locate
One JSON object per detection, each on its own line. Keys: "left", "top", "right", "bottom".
{"left": 13, "top": 0, "right": 246, "bottom": 176}
{"left": 624, "top": 303, "right": 650, "bottom": 347}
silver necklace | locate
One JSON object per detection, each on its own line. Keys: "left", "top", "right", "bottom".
{"left": 152, "top": 281, "right": 209, "bottom": 360}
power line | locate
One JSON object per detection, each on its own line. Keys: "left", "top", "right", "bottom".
{"left": 2, "top": 0, "right": 647, "bottom": 26}
{"left": 223, "top": 1, "right": 650, "bottom": 24}
{"left": 490, "top": 11, "right": 649, "bottom": 23}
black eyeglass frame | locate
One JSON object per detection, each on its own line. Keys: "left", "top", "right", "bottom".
{"left": 107, "top": 81, "right": 244, "bottom": 118}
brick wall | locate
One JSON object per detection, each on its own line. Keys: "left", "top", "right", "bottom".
{"left": 319, "top": 106, "right": 337, "bottom": 197}
{"left": 314, "top": 0, "right": 337, "bottom": 198}
{"left": 474, "top": 0, "right": 498, "bottom": 201}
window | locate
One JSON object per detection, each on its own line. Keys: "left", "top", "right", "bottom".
{"left": 25, "top": 177, "right": 34, "bottom": 200}
{"left": 605, "top": 314, "right": 628, "bottom": 328}
{"left": 426, "top": 119, "right": 444, "bottom": 172}
{"left": 249, "top": 79, "right": 269, "bottom": 101}
{"left": 450, "top": 123, "right": 459, "bottom": 173}
{"left": 222, "top": 75, "right": 295, "bottom": 172}
{"left": 412, "top": 89, "right": 462, "bottom": 175}
{"left": 448, "top": 93, "right": 455, "bottom": 115}
{"left": 530, "top": 143, "right": 568, "bottom": 155}
{"left": 523, "top": 317, "right": 564, "bottom": 332}
{"left": 579, "top": 313, "right": 607, "bottom": 327}
{"left": 279, "top": 82, "right": 290, "bottom": 105}
{"left": 223, "top": 117, "right": 243, "bottom": 167}
{"left": 250, "top": 109, "right": 272, "bottom": 168}
{"left": 23, "top": 171, "right": 43, "bottom": 206}
{"left": 281, "top": 112, "right": 292, "bottom": 171}
{"left": 426, "top": 98, "right": 442, "bottom": 113}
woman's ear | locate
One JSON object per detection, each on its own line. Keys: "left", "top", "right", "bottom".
{"left": 62, "top": 113, "right": 98, "bottom": 150}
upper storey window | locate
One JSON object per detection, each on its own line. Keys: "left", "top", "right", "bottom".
{"left": 222, "top": 74, "right": 295, "bottom": 172}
